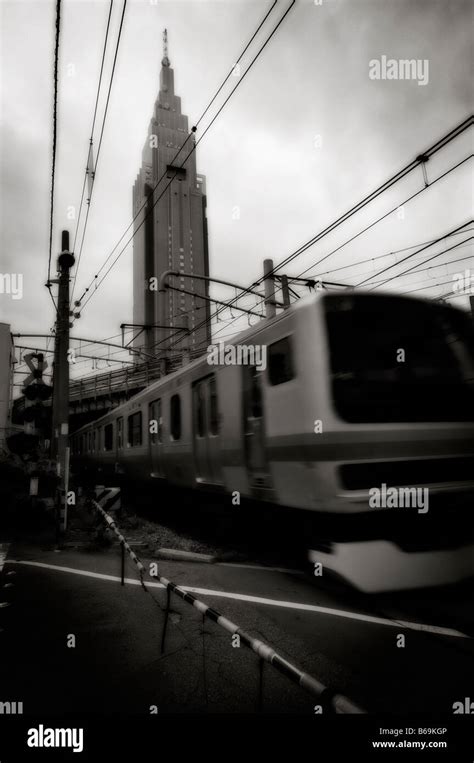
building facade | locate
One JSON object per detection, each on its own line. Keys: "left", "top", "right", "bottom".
{"left": 132, "top": 31, "right": 211, "bottom": 363}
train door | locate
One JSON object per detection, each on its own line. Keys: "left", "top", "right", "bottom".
{"left": 192, "top": 375, "right": 223, "bottom": 484}
{"left": 149, "top": 398, "right": 164, "bottom": 478}
{"left": 243, "top": 364, "right": 270, "bottom": 487}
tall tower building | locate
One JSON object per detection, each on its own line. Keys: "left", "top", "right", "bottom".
{"left": 132, "top": 30, "right": 211, "bottom": 362}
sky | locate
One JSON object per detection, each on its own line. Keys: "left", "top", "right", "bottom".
{"left": 0, "top": 0, "right": 473, "bottom": 385}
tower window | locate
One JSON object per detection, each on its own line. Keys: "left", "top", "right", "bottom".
{"left": 166, "top": 165, "right": 186, "bottom": 180}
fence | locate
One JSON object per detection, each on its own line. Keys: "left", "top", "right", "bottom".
{"left": 90, "top": 498, "right": 365, "bottom": 714}
{"left": 69, "top": 351, "right": 205, "bottom": 402}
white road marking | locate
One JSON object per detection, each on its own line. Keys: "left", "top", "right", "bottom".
{"left": 8, "top": 558, "right": 471, "bottom": 639}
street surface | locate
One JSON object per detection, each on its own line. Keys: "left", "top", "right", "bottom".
{"left": 1, "top": 540, "right": 473, "bottom": 715}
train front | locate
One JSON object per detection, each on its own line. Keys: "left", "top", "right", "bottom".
{"left": 308, "top": 291, "right": 474, "bottom": 590}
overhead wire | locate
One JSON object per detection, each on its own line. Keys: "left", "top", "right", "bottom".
{"left": 305, "top": 228, "right": 474, "bottom": 281}
{"left": 261, "top": 117, "right": 473, "bottom": 282}
{"left": 166, "top": 152, "right": 473, "bottom": 355}
{"left": 70, "top": 0, "right": 115, "bottom": 306}
{"left": 70, "top": 0, "right": 127, "bottom": 307}
{"left": 357, "top": 224, "right": 473, "bottom": 289}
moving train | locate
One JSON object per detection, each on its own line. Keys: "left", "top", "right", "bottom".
{"left": 70, "top": 291, "right": 474, "bottom": 590}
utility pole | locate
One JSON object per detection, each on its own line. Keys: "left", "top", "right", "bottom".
{"left": 280, "top": 275, "right": 291, "bottom": 309}
{"left": 263, "top": 259, "right": 276, "bottom": 319}
{"left": 51, "top": 230, "right": 75, "bottom": 536}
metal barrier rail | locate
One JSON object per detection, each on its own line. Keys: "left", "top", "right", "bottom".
{"left": 69, "top": 365, "right": 159, "bottom": 401}
{"left": 93, "top": 501, "right": 145, "bottom": 586}
{"left": 90, "top": 499, "right": 365, "bottom": 714}
{"left": 70, "top": 351, "right": 205, "bottom": 401}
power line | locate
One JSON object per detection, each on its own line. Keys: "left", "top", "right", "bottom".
{"left": 46, "top": 0, "right": 62, "bottom": 310}
{"left": 13, "top": 344, "right": 135, "bottom": 370}
{"left": 278, "top": 156, "right": 472, "bottom": 302}
{"left": 357, "top": 222, "right": 473, "bottom": 288}
{"left": 179, "top": 121, "right": 473, "bottom": 349}
{"left": 194, "top": 243, "right": 474, "bottom": 348}
{"left": 75, "top": 0, "right": 295, "bottom": 317}
{"left": 182, "top": 152, "right": 473, "bottom": 352}
{"left": 348, "top": 249, "right": 474, "bottom": 289}
{"left": 195, "top": 0, "right": 278, "bottom": 129}
{"left": 368, "top": 241, "right": 473, "bottom": 292}
{"left": 285, "top": 159, "right": 473, "bottom": 286}
{"left": 368, "top": 237, "right": 473, "bottom": 290}
{"left": 402, "top": 276, "right": 471, "bottom": 296}
{"left": 70, "top": 0, "right": 127, "bottom": 306}
{"left": 306, "top": 228, "right": 474, "bottom": 281}
{"left": 264, "top": 116, "right": 473, "bottom": 280}
{"left": 70, "top": 0, "right": 115, "bottom": 305}
{"left": 74, "top": 330, "right": 132, "bottom": 353}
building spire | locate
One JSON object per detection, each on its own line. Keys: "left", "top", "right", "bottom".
{"left": 162, "top": 28, "right": 170, "bottom": 67}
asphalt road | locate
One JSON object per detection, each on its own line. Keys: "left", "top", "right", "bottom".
{"left": 1, "top": 540, "right": 473, "bottom": 716}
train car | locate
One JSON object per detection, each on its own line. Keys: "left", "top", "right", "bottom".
{"left": 70, "top": 291, "right": 474, "bottom": 589}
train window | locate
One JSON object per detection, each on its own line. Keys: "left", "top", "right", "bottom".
{"left": 324, "top": 293, "right": 474, "bottom": 423}
{"left": 104, "top": 424, "right": 113, "bottom": 451}
{"left": 117, "top": 417, "right": 123, "bottom": 449}
{"left": 87, "top": 431, "right": 92, "bottom": 453}
{"left": 97, "top": 426, "right": 102, "bottom": 451}
{"left": 127, "top": 411, "right": 142, "bottom": 447}
{"left": 196, "top": 384, "right": 206, "bottom": 437}
{"left": 209, "top": 377, "right": 219, "bottom": 435}
{"left": 250, "top": 366, "right": 263, "bottom": 418}
{"left": 268, "top": 336, "right": 294, "bottom": 385}
{"left": 92, "top": 430, "right": 97, "bottom": 452}
{"left": 149, "top": 400, "right": 163, "bottom": 444}
{"left": 170, "top": 394, "right": 181, "bottom": 440}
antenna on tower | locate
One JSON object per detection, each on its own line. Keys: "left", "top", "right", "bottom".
{"left": 162, "top": 28, "right": 170, "bottom": 67}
